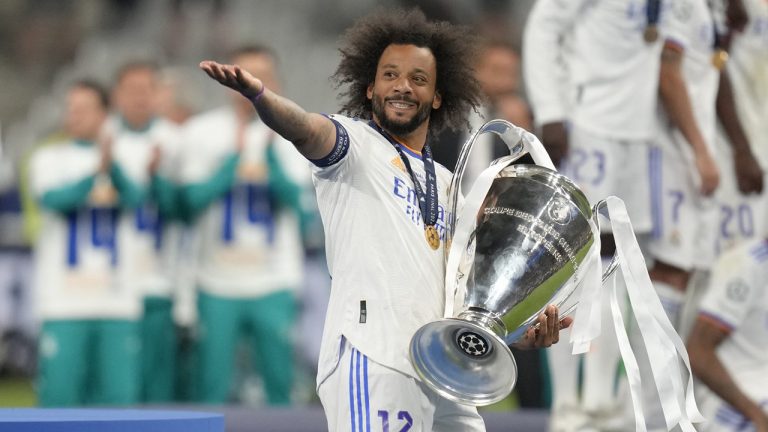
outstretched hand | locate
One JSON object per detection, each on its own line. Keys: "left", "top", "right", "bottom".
{"left": 199, "top": 61, "right": 263, "bottom": 99}
{"left": 512, "top": 305, "right": 573, "bottom": 350}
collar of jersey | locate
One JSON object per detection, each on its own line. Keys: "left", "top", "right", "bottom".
{"left": 367, "top": 120, "right": 423, "bottom": 158}
{"left": 119, "top": 116, "right": 156, "bottom": 133}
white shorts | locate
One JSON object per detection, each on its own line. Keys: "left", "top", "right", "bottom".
{"left": 317, "top": 338, "right": 485, "bottom": 432}
{"left": 560, "top": 126, "right": 653, "bottom": 233}
{"left": 647, "top": 131, "right": 719, "bottom": 270}
{"left": 713, "top": 133, "right": 768, "bottom": 255}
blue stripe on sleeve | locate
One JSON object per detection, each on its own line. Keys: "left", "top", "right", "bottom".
{"left": 349, "top": 347, "right": 356, "bottom": 432}
{"left": 363, "top": 354, "right": 370, "bottom": 432}
{"left": 309, "top": 116, "right": 350, "bottom": 168}
{"left": 355, "top": 349, "right": 363, "bottom": 432}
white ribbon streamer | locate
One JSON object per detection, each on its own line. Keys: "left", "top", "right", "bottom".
{"left": 605, "top": 196, "right": 703, "bottom": 429}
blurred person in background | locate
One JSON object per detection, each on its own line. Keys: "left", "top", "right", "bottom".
{"left": 0, "top": 128, "right": 37, "bottom": 376}
{"left": 523, "top": 0, "right": 667, "bottom": 429}
{"left": 684, "top": 1, "right": 768, "bottom": 430}
{"left": 155, "top": 67, "right": 203, "bottom": 126}
{"left": 107, "top": 61, "right": 185, "bottom": 403}
{"left": 179, "top": 45, "right": 311, "bottom": 405}
{"left": 643, "top": 0, "right": 762, "bottom": 429}
{"left": 432, "top": 39, "right": 532, "bottom": 180}
{"left": 711, "top": 0, "right": 767, "bottom": 256}
{"left": 153, "top": 65, "right": 204, "bottom": 401}
{"left": 687, "top": 236, "right": 768, "bottom": 431}
{"left": 30, "top": 80, "right": 143, "bottom": 406}
{"left": 646, "top": 0, "right": 761, "bottom": 344}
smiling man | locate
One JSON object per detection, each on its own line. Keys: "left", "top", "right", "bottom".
{"left": 200, "top": 9, "right": 570, "bottom": 431}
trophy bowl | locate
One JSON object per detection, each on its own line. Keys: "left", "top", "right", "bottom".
{"left": 410, "top": 120, "right": 602, "bottom": 406}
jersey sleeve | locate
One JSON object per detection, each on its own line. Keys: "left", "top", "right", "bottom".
{"left": 150, "top": 123, "right": 184, "bottom": 220}
{"left": 662, "top": 0, "right": 696, "bottom": 51}
{"left": 180, "top": 153, "right": 239, "bottom": 221}
{"left": 523, "top": 0, "right": 588, "bottom": 126}
{"left": 698, "top": 244, "right": 762, "bottom": 331}
{"left": 309, "top": 114, "right": 361, "bottom": 180}
{"left": 109, "top": 162, "right": 146, "bottom": 209}
{"left": 30, "top": 147, "right": 97, "bottom": 213}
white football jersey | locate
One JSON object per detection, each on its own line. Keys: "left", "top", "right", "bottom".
{"left": 524, "top": 0, "right": 663, "bottom": 139}
{"left": 30, "top": 140, "right": 142, "bottom": 319}
{"left": 178, "top": 107, "right": 308, "bottom": 297}
{"left": 105, "top": 116, "right": 183, "bottom": 297}
{"left": 313, "top": 115, "right": 454, "bottom": 388}
{"left": 698, "top": 238, "right": 768, "bottom": 388}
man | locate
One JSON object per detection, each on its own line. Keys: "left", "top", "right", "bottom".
{"left": 200, "top": 9, "right": 567, "bottom": 430}
{"left": 180, "top": 45, "right": 310, "bottom": 405}
{"left": 642, "top": 1, "right": 764, "bottom": 429}
{"left": 108, "top": 61, "right": 184, "bottom": 402}
{"left": 524, "top": 1, "right": 664, "bottom": 428}
{"left": 30, "top": 80, "right": 143, "bottom": 405}
{"left": 712, "top": 0, "right": 766, "bottom": 255}
{"left": 687, "top": 237, "right": 768, "bottom": 431}
{"left": 647, "top": 0, "right": 762, "bottom": 335}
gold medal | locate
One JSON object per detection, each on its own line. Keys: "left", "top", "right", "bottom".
{"left": 711, "top": 49, "right": 729, "bottom": 70}
{"left": 425, "top": 225, "right": 440, "bottom": 250}
{"left": 643, "top": 25, "right": 658, "bottom": 43}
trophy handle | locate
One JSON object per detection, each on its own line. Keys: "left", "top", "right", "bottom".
{"left": 447, "top": 120, "right": 556, "bottom": 242}
{"left": 590, "top": 199, "right": 621, "bottom": 280}
{"left": 542, "top": 199, "right": 620, "bottom": 322}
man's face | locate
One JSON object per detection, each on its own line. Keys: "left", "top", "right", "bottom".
{"left": 476, "top": 46, "right": 519, "bottom": 102}
{"left": 367, "top": 44, "right": 442, "bottom": 137}
{"left": 113, "top": 67, "right": 158, "bottom": 128}
{"left": 65, "top": 86, "right": 106, "bottom": 140}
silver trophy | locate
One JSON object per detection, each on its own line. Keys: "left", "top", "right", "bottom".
{"left": 409, "top": 120, "right": 617, "bottom": 406}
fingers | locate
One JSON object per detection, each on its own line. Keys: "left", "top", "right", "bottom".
{"left": 199, "top": 61, "right": 237, "bottom": 87}
{"left": 548, "top": 304, "right": 559, "bottom": 344}
{"left": 533, "top": 305, "right": 563, "bottom": 348}
{"left": 560, "top": 316, "right": 574, "bottom": 330}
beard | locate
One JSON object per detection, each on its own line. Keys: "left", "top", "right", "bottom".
{"left": 371, "top": 92, "right": 432, "bottom": 137}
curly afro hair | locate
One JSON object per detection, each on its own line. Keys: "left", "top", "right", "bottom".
{"left": 332, "top": 8, "right": 482, "bottom": 134}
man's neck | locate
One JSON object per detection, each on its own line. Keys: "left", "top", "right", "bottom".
{"left": 121, "top": 115, "right": 154, "bottom": 133}
{"left": 374, "top": 118, "right": 429, "bottom": 152}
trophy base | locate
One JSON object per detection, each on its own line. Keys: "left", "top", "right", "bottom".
{"left": 409, "top": 318, "right": 517, "bottom": 406}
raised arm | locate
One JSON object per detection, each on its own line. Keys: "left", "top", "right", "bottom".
{"left": 199, "top": 61, "right": 337, "bottom": 161}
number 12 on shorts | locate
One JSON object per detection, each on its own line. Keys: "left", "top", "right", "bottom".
{"left": 377, "top": 410, "right": 412, "bottom": 432}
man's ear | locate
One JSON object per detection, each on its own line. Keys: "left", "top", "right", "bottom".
{"left": 366, "top": 83, "right": 374, "bottom": 100}
{"left": 432, "top": 90, "right": 442, "bottom": 109}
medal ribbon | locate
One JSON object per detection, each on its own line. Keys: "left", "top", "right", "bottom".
{"left": 369, "top": 121, "right": 439, "bottom": 228}
{"left": 646, "top": 0, "right": 661, "bottom": 29}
